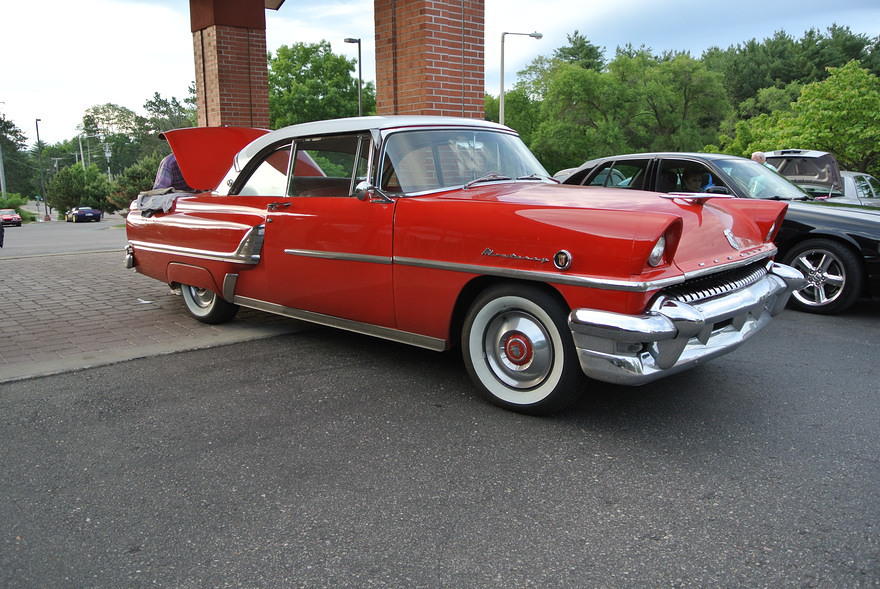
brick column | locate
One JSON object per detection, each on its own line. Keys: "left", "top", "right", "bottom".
{"left": 190, "top": 0, "right": 272, "bottom": 128}
{"left": 375, "top": 0, "right": 485, "bottom": 118}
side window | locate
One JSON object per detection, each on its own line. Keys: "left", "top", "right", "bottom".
{"left": 657, "top": 160, "right": 727, "bottom": 193}
{"left": 236, "top": 143, "right": 292, "bottom": 196}
{"left": 853, "top": 176, "right": 873, "bottom": 199}
{"left": 587, "top": 161, "right": 649, "bottom": 189}
{"left": 866, "top": 176, "right": 880, "bottom": 199}
{"left": 289, "top": 134, "right": 369, "bottom": 197}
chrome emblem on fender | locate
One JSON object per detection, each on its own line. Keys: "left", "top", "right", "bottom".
{"left": 481, "top": 248, "right": 549, "bottom": 264}
{"left": 723, "top": 229, "right": 742, "bottom": 250}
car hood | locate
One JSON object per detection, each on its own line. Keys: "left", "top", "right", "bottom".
{"left": 788, "top": 199, "right": 880, "bottom": 221}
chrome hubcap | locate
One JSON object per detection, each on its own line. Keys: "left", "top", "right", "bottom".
{"left": 188, "top": 286, "right": 215, "bottom": 309}
{"left": 791, "top": 249, "right": 845, "bottom": 307}
{"left": 484, "top": 310, "right": 553, "bottom": 389}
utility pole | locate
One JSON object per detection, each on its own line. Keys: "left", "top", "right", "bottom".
{"left": 0, "top": 101, "right": 6, "bottom": 198}
{"left": 0, "top": 143, "right": 7, "bottom": 199}
{"left": 35, "top": 118, "right": 49, "bottom": 220}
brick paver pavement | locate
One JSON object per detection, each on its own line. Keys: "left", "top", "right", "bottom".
{"left": 0, "top": 250, "right": 307, "bottom": 382}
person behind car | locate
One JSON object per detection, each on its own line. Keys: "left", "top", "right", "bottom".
{"left": 751, "top": 151, "right": 777, "bottom": 170}
{"left": 153, "top": 153, "right": 193, "bottom": 192}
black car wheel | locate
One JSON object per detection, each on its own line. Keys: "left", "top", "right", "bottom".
{"left": 461, "top": 284, "right": 584, "bottom": 414}
{"left": 783, "top": 239, "right": 863, "bottom": 315}
{"left": 180, "top": 284, "right": 239, "bottom": 324}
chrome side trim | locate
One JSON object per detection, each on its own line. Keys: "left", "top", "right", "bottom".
{"left": 129, "top": 224, "right": 264, "bottom": 265}
{"left": 393, "top": 256, "right": 684, "bottom": 292}
{"left": 233, "top": 296, "right": 448, "bottom": 352}
{"left": 222, "top": 273, "right": 238, "bottom": 302}
{"left": 284, "top": 249, "right": 392, "bottom": 264}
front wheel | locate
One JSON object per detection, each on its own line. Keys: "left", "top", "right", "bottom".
{"left": 461, "top": 284, "right": 585, "bottom": 414}
{"left": 782, "top": 239, "right": 863, "bottom": 315}
{"left": 180, "top": 284, "right": 239, "bottom": 324}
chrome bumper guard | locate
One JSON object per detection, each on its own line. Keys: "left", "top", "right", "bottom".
{"left": 568, "top": 263, "right": 805, "bottom": 385}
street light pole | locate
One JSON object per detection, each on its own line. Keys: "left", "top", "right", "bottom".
{"left": 499, "top": 31, "right": 542, "bottom": 126}
{"left": 35, "top": 118, "right": 49, "bottom": 220}
{"left": 344, "top": 37, "right": 363, "bottom": 116}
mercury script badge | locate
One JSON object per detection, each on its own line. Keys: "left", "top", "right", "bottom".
{"left": 481, "top": 248, "right": 549, "bottom": 264}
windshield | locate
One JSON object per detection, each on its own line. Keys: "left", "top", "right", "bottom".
{"left": 715, "top": 159, "right": 808, "bottom": 200}
{"left": 380, "top": 129, "right": 548, "bottom": 194}
{"left": 0, "top": 209, "right": 15, "bottom": 215}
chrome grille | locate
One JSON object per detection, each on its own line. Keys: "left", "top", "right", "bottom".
{"left": 661, "top": 261, "right": 769, "bottom": 304}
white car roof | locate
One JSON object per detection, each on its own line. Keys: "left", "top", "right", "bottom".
{"left": 234, "top": 115, "right": 512, "bottom": 172}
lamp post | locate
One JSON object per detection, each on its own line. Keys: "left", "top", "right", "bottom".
{"left": 499, "top": 31, "right": 542, "bottom": 126}
{"left": 344, "top": 37, "right": 363, "bottom": 116}
{"left": 0, "top": 101, "right": 6, "bottom": 198}
{"left": 35, "top": 118, "right": 49, "bottom": 220}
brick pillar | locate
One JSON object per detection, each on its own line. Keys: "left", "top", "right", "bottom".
{"left": 190, "top": 0, "right": 272, "bottom": 128}
{"left": 375, "top": 0, "right": 485, "bottom": 119}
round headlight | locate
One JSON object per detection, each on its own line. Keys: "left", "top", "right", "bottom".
{"left": 648, "top": 235, "right": 666, "bottom": 267}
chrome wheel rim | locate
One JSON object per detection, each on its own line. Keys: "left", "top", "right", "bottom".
{"left": 187, "top": 286, "right": 215, "bottom": 309}
{"left": 483, "top": 310, "right": 553, "bottom": 389}
{"left": 791, "top": 248, "right": 846, "bottom": 307}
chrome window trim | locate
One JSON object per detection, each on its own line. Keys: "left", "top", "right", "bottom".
{"left": 284, "top": 249, "right": 392, "bottom": 264}
{"left": 233, "top": 295, "right": 447, "bottom": 351}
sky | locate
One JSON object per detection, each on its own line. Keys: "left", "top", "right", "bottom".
{"left": 1, "top": 0, "right": 878, "bottom": 146}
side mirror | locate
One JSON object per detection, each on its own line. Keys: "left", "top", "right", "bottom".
{"left": 705, "top": 185, "right": 730, "bottom": 195}
{"left": 354, "top": 180, "right": 374, "bottom": 201}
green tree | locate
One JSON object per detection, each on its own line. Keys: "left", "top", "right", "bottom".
{"left": 108, "top": 153, "right": 163, "bottom": 212}
{"left": 47, "top": 163, "right": 111, "bottom": 213}
{"left": 720, "top": 61, "right": 880, "bottom": 176}
{"left": 553, "top": 30, "right": 605, "bottom": 71}
{"left": 530, "top": 64, "right": 637, "bottom": 172}
{"left": 268, "top": 41, "right": 376, "bottom": 127}
{"left": 0, "top": 113, "right": 38, "bottom": 196}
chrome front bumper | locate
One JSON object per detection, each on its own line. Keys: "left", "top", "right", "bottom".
{"left": 568, "top": 263, "right": 805, "bottom": 385}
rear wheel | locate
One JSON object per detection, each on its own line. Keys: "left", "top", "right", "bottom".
{"left": 461, "top": 284, "right": 584, "bottom": 414}
{"left": 180, "top": 284, "right": 239, "bottom": 324}
{"left": 783, "top": 239, "right": 863, "bottom": 315}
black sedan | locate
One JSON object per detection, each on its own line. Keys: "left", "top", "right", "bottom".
{"left": 65, "top": 207, "right": 103, "bottom": 223}
{"left": 556, "top": 152, "right": 880, "bottom": 315}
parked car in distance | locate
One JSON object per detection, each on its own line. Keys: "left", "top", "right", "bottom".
{"left": 556, "top": 152, "right": 880, "bottom": 315}
{"left": 0, "top": 208, "right": 22, "bottom": 226}
{"left": 840, "top": 171, "right": 880, "bottom": 206}
{"left": 65, "top": 207, "right": 103, "bottom": 223}
{"left": 126, "top": 118, "right": 803, "bottom": 414}
{"left": 764, "top": 149, "right": 844, "bottom": 200}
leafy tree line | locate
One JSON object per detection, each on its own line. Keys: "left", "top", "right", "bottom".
{"left": 492, "top": 26, "right": 880, "bottom": 176}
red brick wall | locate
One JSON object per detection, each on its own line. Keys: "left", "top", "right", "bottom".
{"left": 192, "top": 23, "right": 270, "bottom": 128}
{"left": 375, "top": 0, "right": 485, "bottom": 118}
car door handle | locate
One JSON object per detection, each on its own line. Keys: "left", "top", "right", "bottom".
{"left": 268, "top": 201, "right": 291, "bottom": 211}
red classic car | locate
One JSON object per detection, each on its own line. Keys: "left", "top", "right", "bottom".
{"left": 126, "top": 116, "right": 803, "bottom": 414}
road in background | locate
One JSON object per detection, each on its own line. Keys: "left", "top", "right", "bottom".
{"left": 0, "top": 213, "right": 127, "bottom": 258}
